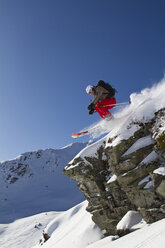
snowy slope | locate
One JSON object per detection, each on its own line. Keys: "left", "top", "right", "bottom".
{"left": 0, "top": 211, "right": 57, "bottom": 248}
{"left": 87, "top": 218, "right": 165, "bottom": 248}
{"left": 0, "top": 201, "right": 104, "bottom": 248}
{"left": 1, "top": 200, "right": 165, "bottom": 248}
{"left": 0, "top": 143, "right": 87, "bottom": 223}
{"left": 32, "top": 201, "right": 104, "bottom": 248}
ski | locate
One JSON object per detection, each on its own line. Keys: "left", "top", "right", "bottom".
{"left": 72, "top": 130, "right": 90, "bottom": 138}
{"left": 72, "top": 125, "right": 101, "bottom": 138}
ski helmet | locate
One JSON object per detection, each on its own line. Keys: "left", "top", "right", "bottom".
{"left": 86, "top": 85, "right": 93, "bottom": 94}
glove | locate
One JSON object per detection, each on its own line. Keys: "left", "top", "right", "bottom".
{"left": 88, "top": 103, "right": 95, "bottom": 111}
{"left": 89, "top": 109, "right": 94, "bottom": 115}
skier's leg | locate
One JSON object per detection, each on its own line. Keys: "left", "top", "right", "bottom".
{"left": 94, "top": 106, "right": 106, "bottom": 118}
{"left": 95, "top": 99, "right": 111, "bottom": 119}
{"left": 95, "top": 98, "right": 116, "bottom": 119}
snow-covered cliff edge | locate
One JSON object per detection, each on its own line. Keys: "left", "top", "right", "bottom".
{"left": 64, "top": 78, "right": 165, "bottom": 236}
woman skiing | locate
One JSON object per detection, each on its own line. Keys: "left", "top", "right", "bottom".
{"left": 86, "top": 80, "right": 116, "bottom": 119}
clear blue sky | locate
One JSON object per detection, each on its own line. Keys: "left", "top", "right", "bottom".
{"left": 1, "top": 0, "right": 165, "bottom": 161}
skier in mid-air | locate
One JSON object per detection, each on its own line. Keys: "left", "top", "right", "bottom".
{"left": 72, "top": 80, "right": 117, "bottom": 137}
{"left": 86, "top": 80, "right": 116, "bottom": 119}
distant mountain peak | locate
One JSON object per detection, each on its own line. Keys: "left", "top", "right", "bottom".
{"left": 0, "top": 143, "right": 87, "bottom": 222}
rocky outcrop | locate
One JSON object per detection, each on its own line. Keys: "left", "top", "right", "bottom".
{"left": 63, "top": 109, "right": 165, "bottom": 236}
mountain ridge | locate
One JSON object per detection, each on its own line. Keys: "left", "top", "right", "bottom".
{"left": 0, "top": 142, "right": 87, "bottom": 223}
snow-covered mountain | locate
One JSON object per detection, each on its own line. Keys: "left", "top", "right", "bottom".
{"left": 0, "top": 143, "right": 87, "bottom": 223}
